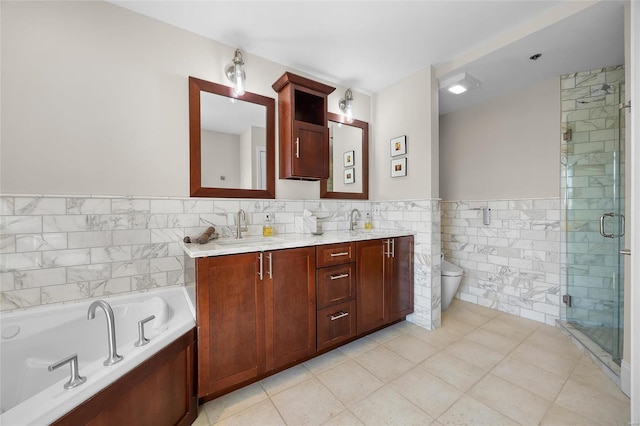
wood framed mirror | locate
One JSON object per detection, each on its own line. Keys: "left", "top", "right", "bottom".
{"left": 189, "top": 76, "right": 276, "bottom": 198}
{"left": 320, "top": 112, "right": 369, "bottom": 199}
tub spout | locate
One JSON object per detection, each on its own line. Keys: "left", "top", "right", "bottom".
{"left": 87, "top": 300, "right": 123, "bottom": 366}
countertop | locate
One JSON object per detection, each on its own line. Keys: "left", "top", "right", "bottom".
{"left": 180, "top": 229, "right": 415, "bottom": 258}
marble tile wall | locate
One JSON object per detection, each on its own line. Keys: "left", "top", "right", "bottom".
{"left": 441, "top": 198, "right": 561, "bottom": 326}
{"left": 560, "top": 65, "right": 625, "bottom": 328}
{"left": 0, "top": 195, "right": 441, "bottom": 329}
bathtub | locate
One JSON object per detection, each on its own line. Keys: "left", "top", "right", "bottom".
{"left": 0, "top": 287, "right": 196, "bottom": 426}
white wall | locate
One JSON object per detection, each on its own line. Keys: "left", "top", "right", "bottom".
{"left": 201, "top": 130, "right": 239, "bottom": 188}
{"left": 0, "top": 1, "right": 370, "bottom": 199}
{"left": 371, "top": 67, "right": 438, "bottom": 200}
{"left": 439, "top": 77, "right": 560, "bottom": 201}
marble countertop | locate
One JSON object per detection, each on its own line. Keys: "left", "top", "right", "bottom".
{"left": 180, "top": 229, "right": 415, "bottom": 258}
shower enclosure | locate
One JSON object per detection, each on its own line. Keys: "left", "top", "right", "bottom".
{"left": 561, "top": 66, "right": 625, "bottom": 365}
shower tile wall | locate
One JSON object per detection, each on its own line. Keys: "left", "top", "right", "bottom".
{"left": 0, "top": 195, "right": 441, "bottom": 329}
{"left": 441, "top": 199, "right": 561, "bottom": 325}
{"left": 560, "top": 65, "right": 624, "bottom": 327}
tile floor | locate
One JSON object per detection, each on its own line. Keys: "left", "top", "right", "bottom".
{"left": 193, "top": 300, "right": 630, "bottom": 425}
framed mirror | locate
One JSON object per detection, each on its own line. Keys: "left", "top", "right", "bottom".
{"left": 189, "top": 76, "right": 275, "bottom": 198}
{"left": 321, "top": 112, "right": 369, "bottom": 199}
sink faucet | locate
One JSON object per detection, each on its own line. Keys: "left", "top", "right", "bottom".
{"left": 87, "top": 300, "right": 123, "bottom": 366}
{"left": 236, "top": 209, "right": 248, "bottom": 239}
{"left": 350, "top": 208, "right": 361, "bottom": 231}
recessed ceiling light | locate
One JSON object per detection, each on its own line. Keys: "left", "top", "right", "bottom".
{"left": 438, "top": 72, "right": 481, "bottom": 95}
{"left": 529, "top": 53, "right": 542, "bottom": 61}
{"left": 448, "top": 85, "right": 467, "bottom": 94}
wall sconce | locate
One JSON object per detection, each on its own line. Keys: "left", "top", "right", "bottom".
{"left": 225, "top": 48, "right": 246, "bottom": 96}
{"left": 438, "top": 72, "right": 481, "bottom": 95}
{"left": 339, "top": 89, "right": 354, "bottom": 122}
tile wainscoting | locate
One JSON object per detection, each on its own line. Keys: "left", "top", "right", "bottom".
{"left": 0, "top": 195, "right": 441, "bottom": 329}
{"left": 441, "top": 198, "right": 561, "bottom": 325}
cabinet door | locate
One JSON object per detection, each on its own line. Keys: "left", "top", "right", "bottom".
{"left": 387, "top": 236, "right": 414, "bottom": 322}
{"left": 196, "top": 254, "right": 265, "bottom": 398}
{"left": 266, "top": 247, "right": 316, "bottom": 370}
{"left": 292, "top": 121, "right": 329, "bottom": 179}
{"left": 356, "top": 240, "right": 387, "bottom": 334}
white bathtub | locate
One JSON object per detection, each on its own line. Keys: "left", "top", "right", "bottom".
{"left": 0, "top": 287, "right": 196, "bottom": 426}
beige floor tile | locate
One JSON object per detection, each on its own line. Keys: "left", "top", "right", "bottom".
{"left": 449, "top": 300, "right": 501, "bottom": 318}
{"left": 539, "top": 403, "right": 602, "bottom": 426}
{"left": 526, "top": 325, "right": 580, "bottom": 350}
{"left": 366, "top": 323, "right": 406, "bottom": 343}
{"left": 463, "top": 327, "right": 523, "bottom": 354}
{"left": 392, "top": 319, "right": 427, "bottom": 334}
{"left": 304, "top": 348, "right": 350, "bottom": 375}
{"left": 390, "top": 366, "right": 463, "bottom": 419}
{"left": 437, "top": 394, "right": 519, "bottom": 425}
{"left": 443, "top": 339, "right": 505, "bottom": 371}
{"left": 260, "top": 364, "right": 314, "bottom": 397}
{"left": 317, "top": 359, "right": 384, "bottom": 406}
{"left": 510, "top": 340, "right": 580, "bottom": 379}
{"left": 202, "top": 382, "right": 268, "bottom": 423}
{"left": 337, "top": 336, "right": 378, "bottom": 358}
{"left": 480, "top": 315, "right": 537, "bottom": 341}
{"left": 354, "top": 345, "right": 415, "bottom": 383}
{"left": 442, "top": 304, "right": 494, "bottom": 327}
{"left": 409, "top": 327, "right": 461, "bottom": 350}
{"left": 555, "top": 378, "right": 630, "bottom": 425}
{"left": 271, "top": 377, "right": 345, "bottom": 426}
{"left": 421, "top": 351, "right": 487, "bottom": 391}
{"left": 213, "top": 399, "right": 285, "bottom": 426}
{"left": 192, "top": 406, "right": 211, "bottom": 426}
{"left": 568, "top": 355, "right": 630, "bottom": 403}
{"left": 350, "top": 385, "right": 434, "bottom": 425}
{"left": 384, "top": 333, "right": 441, "bottom": 363}
{"left": 494, "top": 311, "right": 541, "bottom": 332}
{"left": 439, "top": 317, "right": 478, "bottom": 336}
{"left": 468, "top": 374, "right": 551, "bottom": 426}
{"left": 491, "top": 356, "right": 566, "bottom": 401}
{"left": 321, "top": 410, "right": 364, "bottom": 426}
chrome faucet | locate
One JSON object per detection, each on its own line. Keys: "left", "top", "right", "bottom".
{"left": 87, "top": 300, "right": 123, "bottom": 366}
{"left": 236, "top": 209, "right": 248, "bottom": 239}
{"left": 350, "top": 208, "right": 361, "bottom": 231}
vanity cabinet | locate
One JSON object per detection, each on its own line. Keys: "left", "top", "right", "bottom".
{"left": 316, "top": 243, "right": 356, "bottom": 350}
{"left": 272, "top": 72, "right": 335, "bottom": 180}
{"left": 195, "top": 246, "right": 316, "bottom": 399}
{"left": 356, "top": 236, "right": 414, "bottom": 334}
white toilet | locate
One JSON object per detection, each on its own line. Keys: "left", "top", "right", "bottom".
{"left": 441, "top": 254, "right": 463, "bottom": 311}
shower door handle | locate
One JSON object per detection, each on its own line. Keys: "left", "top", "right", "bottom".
{"left": 599, "top": 212, "right": 615, "bottom": 238}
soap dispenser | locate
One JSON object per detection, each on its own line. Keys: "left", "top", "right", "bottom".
{"left": 364, "top": 212, "right": 372, "bottom": 230}
{"left": 263, "top": 214, "right": 273, "bottom": 237}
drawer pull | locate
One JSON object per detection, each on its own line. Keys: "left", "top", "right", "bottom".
{"left": 329, "top": 273, "right": 349, "bottom": 280}
{"left": 329, "top": 252, "right": 349, "bottom": 257}
{"left": 330, "top": 311, "right": 349, "bottom": 321}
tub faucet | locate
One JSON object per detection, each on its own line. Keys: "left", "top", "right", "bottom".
{"left": 236, "top": 209, "right": 248, "bottom": 239}
{"left": 350, "top": 209, "right": 361, "bottom": 231}
{"left": 87, "top": 300, "right": 123, "bottom": 366}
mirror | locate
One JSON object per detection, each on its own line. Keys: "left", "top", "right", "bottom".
{"left": 321, "top": 112, "right": 369, "bottom": 199}
{"left": 189, "top": 76, "right": 275, "bottom": 198}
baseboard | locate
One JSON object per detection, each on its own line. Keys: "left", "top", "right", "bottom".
{"left": 621, "top": 359, "right": 631, "bottom": 397}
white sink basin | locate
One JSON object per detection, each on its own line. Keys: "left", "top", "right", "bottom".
{"left": 214, "top": 236, "right": 284, "bottom": 246}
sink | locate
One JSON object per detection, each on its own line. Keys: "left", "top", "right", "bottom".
{"left": 214, "top": 236, "right": 284, "bottom": 246}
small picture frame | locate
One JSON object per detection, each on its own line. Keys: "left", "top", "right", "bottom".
{"left": 344, "top": 168, "right": 355, "bottom": 184}
{"left": 391, "top": 158, "right": 407, "bottom": 177}
{"left": 343, "top": 150, "right": 355, "bottom": 167}
{"left": 390, "top": 135, "right": 407, "bottom": 157}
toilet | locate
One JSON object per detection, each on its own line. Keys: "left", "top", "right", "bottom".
{"left": 441, "top": 254, "right": 463, "bottom": 311}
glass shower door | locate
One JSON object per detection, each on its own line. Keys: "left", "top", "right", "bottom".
{"left": 562, "top": 67, "right": 625, "bottom": 364}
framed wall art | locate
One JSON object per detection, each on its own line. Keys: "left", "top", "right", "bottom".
{"left": 344, "top": 168, "right": 355, "bottom": 184}
{"left": 391, "top": 158, "right": 407, "bottom": 177}
{"left": 390, "top": 135, "right": 406, "bottom": 157}
{"left": 344, "top": 150, "right": 355, "bottom": 167}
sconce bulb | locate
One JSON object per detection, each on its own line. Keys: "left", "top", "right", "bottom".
{"left": 339, "top": 88, "right": 354, "bottom": 123}
{"left": 226, "top": 49, "right": 246, "bottom": 96}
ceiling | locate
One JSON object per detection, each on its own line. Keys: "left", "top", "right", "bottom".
{"left": 110, "top": 1, "right": 625, "bottom": 115}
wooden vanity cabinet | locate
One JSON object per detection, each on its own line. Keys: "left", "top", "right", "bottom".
{"left": 316, "top": 242, "right": 356, "bottom": 350}
{"left": 196, "top": 246, "right": 316, "bottom": 399}
{"left": 272, "top": 72, "right": 335, "bottom": 180}
{"left": 356, "top": 236, "right": 414, "bottom": 335}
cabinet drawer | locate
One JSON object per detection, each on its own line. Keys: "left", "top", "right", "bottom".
{"left": 317, "top": 301, "right": 356, "bottom": 351}
{"left": 316, "top": 242, "right": 355, "bottom": 267}
{"left": 316, "top": 264, "right": 355, "bottom": 309}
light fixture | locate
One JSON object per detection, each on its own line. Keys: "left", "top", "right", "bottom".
{"left": 438, "top": 72, "right": 481, "bottom": 95}
{"left": 225, "top": 48, "right": 245, "bottom": 96}
{"left": 339, "top": 88, "right": 354, "bottom": 122}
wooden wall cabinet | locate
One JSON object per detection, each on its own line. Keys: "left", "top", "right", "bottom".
{"left": 196, "top": 247, "right": 316, "bottom": 400}
{"left": 272, "top": 72, "right": 335, "bottom": 180}
{"left": 356, "top": 236, "right": 414, "bottom": 335}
